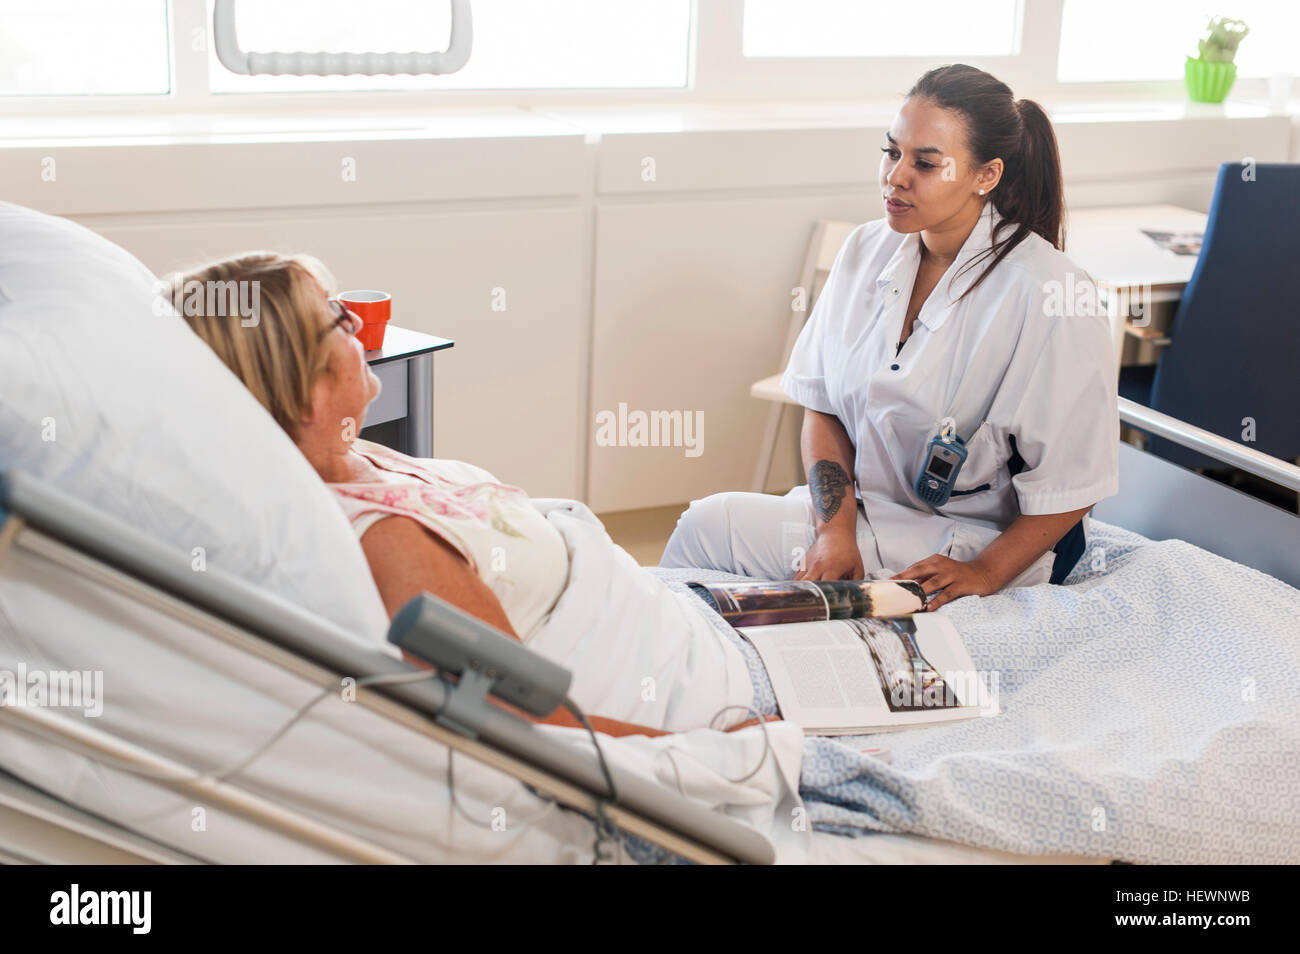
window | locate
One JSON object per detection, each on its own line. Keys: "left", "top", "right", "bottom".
{"left": 208, "top": 0, "right": 692, "bottom": 92}
{"left": 0, "top": 0, "right": 170, "bottom": 95}
{"left": 1, "top": 0, "right": 1289, "bottom": 109}
{"left": 1058, "top": 0, "right": 1300, "bottom": 82}
{"left": 742, "top": 0, "right": 1021, "bottom": 58}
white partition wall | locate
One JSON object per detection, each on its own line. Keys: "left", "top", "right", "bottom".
{"left": 583, "top": 119, "right": 875, "bottom": 512}
{"left": 1, "top": 118, "right": 591, "bottom": 499}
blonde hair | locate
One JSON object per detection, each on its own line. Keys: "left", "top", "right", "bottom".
{"left": 165, "top": 252, "right": 337, "bottom": 441}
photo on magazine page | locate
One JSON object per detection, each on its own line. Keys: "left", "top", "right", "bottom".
{"left": 850, "top": 617, "right": 961, "bottom": 713}
{"left": 688, "top": 579, "right": 926, "bottom": 627}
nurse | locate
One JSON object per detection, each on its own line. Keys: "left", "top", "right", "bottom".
{"left": 661, "top": 64, "right": 1119, "bottom": 611}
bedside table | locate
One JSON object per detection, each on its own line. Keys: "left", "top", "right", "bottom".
{"left": 361, "top": 325, "right": 454, "bottom": 458}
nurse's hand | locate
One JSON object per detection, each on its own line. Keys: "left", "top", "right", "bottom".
{"left": 891, "top": 555, "right": 997, "bottom": 611}
{"left": 795, "top": 529, "right": 865, "bottom": 581}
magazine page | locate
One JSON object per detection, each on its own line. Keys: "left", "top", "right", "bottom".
{"left": 740, "top": 614, "right": 999, "bottom": 735}
{"left": 1141, "top": 228, "right": 1203, "bottom": 256}
{"left": 688, "top": 579, "right": 925, "bottom": 627}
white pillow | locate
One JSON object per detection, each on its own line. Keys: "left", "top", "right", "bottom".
{"left": 0, "top": 201, "right": 390, "bottom": 647}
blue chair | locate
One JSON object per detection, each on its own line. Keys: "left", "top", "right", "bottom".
{"left": 1118, "top": 162, "right": 1300, "bottom": 471}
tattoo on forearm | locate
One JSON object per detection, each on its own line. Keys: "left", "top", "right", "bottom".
{"left": 809, "top": 459, "right": 852, "bottom": 523}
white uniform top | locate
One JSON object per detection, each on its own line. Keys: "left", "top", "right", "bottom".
{"left": 781, "top": 201, "right": 1120, "bottom": 578}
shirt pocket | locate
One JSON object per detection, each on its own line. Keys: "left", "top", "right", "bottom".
{"left": 947, "top": 421, "right": 1005, "bottom": 498}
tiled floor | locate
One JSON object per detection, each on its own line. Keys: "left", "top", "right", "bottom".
{"left": 595, "top": 503, "right": 687, "bottom": 566}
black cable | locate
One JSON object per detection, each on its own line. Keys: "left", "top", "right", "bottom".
{"left": 560, "top": 695, "right": 622, "bottom": 863}
{"left": 561, "top": 696, "right": 618, "bottom": 803}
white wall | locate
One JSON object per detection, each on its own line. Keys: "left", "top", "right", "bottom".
{"left": 2, "top": 103, "right": 1294, "bottom": 508}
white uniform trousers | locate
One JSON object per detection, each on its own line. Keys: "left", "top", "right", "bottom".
{"left": 660, "top": 485, "right": 1054, "bottom": 590}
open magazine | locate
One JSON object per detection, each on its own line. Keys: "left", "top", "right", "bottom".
{"left": 689, "top": 580, "right": 999, "bottom": 736}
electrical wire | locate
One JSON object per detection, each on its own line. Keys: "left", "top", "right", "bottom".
{"left": 561, "top": 696, "right": 618, "bottom": 802}
{"left": 9, "top": 656, "right": 766, "bottom": 865}
{"left": 6, "top": 666, "right": 564, "bottom": 857}
{"left": 445, "top": 746, "right": 559, "bottom": 830}
{"left": 204, "top": 668, "right": 439, "bottom": 783}
{"left": 559, "top": 695, "right": 622, "bottom": 863}
{"left": 656, "top": 704, "right": 776, "bottom": 794}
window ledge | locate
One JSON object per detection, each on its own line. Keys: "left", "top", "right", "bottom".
{"left": 0, "top": 107, "right": 579, "bottom": 149}
{"left": 1, "top": 95, "right": 1293, "bottom": 150}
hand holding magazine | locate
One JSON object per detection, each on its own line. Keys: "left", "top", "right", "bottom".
{"left": 689, "top": 580, "right": 999, "bottom": 735}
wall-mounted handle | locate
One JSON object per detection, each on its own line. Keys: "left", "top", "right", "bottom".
{"left": 212, "top": 0, "right": 473, "bottom": 76}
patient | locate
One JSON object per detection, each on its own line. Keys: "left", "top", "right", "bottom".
{"left": 169, "top": 253, "right": 764, "bottom": 740}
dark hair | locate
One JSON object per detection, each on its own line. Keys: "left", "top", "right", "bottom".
{"left": 906, "top": 64, "right": 1066, "bottom": 300}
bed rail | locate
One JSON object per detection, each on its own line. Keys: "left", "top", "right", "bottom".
{"left": 1098, "top": 399, "right": 1300, "bottom": 590}
{"left": 0, "top": 769, "right": 202, "bottom": 865}
{"left": 1119, "top": 397, "right": 1300, "bottom": 493}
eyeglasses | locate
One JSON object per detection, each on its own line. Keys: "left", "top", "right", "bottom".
{"left": 319, "top": 299, "right": 363, "bottom": 343}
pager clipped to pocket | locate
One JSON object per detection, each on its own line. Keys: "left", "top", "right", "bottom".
{"left": 914, "top": 426, "right": 967, "bottom": 507}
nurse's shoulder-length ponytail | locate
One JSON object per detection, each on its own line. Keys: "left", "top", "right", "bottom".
{"left": 907, "top": 64, "right": 1066, "bottom": 300}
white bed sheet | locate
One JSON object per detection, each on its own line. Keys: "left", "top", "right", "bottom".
{"left": 797, "top": 831, "right": 1110, "bottom": 865}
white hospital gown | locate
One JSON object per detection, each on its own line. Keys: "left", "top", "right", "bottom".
{"left": 331, "top": 440, "right": 754, "bottom": 730}
{"left": 780, "top": 202, "right": 1120, "bottom": 579}
{"left": 330, "top": 439, "right": 570, "bottom": 641}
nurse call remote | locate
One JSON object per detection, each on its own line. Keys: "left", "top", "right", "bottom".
{"left": 914, "top": 429, "right": 967, "bottom": 507}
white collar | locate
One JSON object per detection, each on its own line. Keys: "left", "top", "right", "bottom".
{"left": 875, "top": 202, "right": 1005, "bottom": 331}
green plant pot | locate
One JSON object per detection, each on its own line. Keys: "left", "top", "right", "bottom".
{"left": 1185, "top": 57, "right": 1237, "bottom": 103}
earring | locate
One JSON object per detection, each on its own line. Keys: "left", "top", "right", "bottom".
{"left": 978, "top": 188, "right": 986, "bottom": 195}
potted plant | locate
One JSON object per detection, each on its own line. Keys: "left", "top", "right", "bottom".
{"left": 1185, "top": 16, "right": 1250, "bottom": 103}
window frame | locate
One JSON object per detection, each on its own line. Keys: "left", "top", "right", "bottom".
{"left": 0, "top": 0, "right": 1281, "bottom": 117}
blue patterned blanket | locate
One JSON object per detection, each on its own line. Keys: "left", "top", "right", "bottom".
{"left": 655, "top": 519, "right": 1300, "bottom": 863}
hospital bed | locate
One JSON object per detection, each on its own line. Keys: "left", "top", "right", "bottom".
{"left": 0, "top": 470, "right": 775, "bottom": 865}
{"left": 2, "top": 396, "right": 1298, "bottom": 865}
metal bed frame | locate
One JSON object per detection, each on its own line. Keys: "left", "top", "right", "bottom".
{"left": 1097, "top": 399, "right": 1300, "bottom": 590}
{"left": 1, "top": 400, "right": 1297, "bottom": 865}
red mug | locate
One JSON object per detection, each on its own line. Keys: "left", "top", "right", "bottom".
{"left": 337, "top": 290, "right": 391, "bottom": 350}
